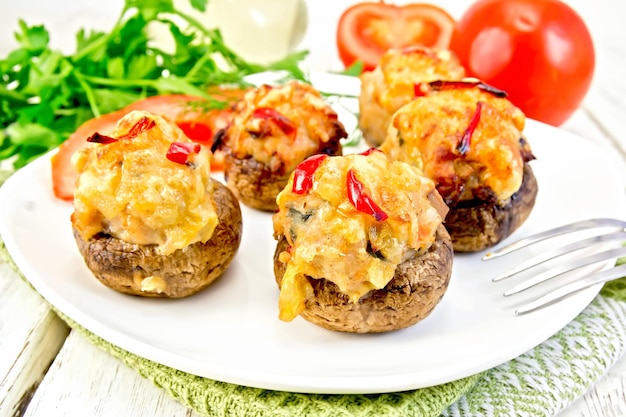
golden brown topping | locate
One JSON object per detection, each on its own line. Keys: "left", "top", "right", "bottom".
{"left": 380, "top": 85, "right": 528, "bottom": 206}
{"left": 272, "top": 150, "right": 444, "bottom": 321}
{"left": 358, "top": 46, "right": 466, "bottom": 147}
{"left": 220, "top": 81, "right": 347, "bottom": 174}
{"left": 360, "top": 47, "right": 466, "bottom": 115}
{"left": 71, "top": 111, "right": 218, "bottom": 255}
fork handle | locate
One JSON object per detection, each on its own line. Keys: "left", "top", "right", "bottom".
{"left": 515, "top": 263, "right": 626, "bottom": 315}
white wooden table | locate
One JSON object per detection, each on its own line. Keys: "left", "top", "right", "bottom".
{"left": 1, "top": 1, "right": 625, "bottom": 416}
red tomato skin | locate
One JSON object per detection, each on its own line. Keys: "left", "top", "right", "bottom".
{"left": 449, "top": 0, "right": 595, "bottom": 126}
{"left": 51, "top": 112, "right": 122, "bottom": 201}
{"left": 337, "top": 2, "right": 455, "bottom": 71}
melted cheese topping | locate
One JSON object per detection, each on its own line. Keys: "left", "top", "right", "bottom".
{"left": 140, "top": 276, "right": 167, "bottom": 294}
{"left": 223, "top": 81, "right": 345, "bottom": 173}
{"left": 272, "top": 151, "right": 444, "bottom": 321}
{"left": 380, "top": 87, "right": 527, "bottom": 204}
{"left": 360, "top": 47, "right": 466, "bottom": 117}
{"left": 71, "top": 110, "right": 218, "bottom": 255}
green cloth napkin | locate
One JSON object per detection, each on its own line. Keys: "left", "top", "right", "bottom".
{"left": 1, "top": 168, "right": 626, "bottom": 416}
{"left": 2, "top": 238, "right": 626, "bottom": 417}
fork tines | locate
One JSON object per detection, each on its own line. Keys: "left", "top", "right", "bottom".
{"left": 482, "top": 218, "right": 626, "bottom": 314}
{"left": 483, "top": 218, "right": 626, "bottom": 260}
{"left": 515, "top": 264, "right": 626, "bottom": 315}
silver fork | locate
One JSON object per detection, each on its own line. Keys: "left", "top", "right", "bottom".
{"left": 482, "top": 218, "right": 626, "bottom": 315}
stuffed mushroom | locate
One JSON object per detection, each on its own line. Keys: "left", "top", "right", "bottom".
{"left": 214, "top": 81, "right": 347, "bottom": 211}
{"left": 358, "top": 46, "right": 465, "bottom": 147}
{"left": 272, "top": 149, "right": 453, "bottom": 333}
{"left": 71, "top": 110, "right": 243, "bottom": 297}
{"left": 380, "top": 80, "right": 538, "bottom": 252}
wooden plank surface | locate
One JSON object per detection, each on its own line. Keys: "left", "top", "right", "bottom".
{"left": 23, "top": 332, "right": 201, "bottom": 417}
{"left": 0, "top": 264, "right": 69, "bottom": 417}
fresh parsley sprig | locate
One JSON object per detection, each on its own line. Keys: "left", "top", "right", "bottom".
{"left": 0, "top": 0, "right": 309, "bottom": 168}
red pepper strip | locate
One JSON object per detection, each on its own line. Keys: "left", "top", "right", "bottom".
{"left": 292, "top": 154, "right": 328, "bottom": 194}
{"left": 457, "top": 101, "right": 483, "bottom": 155}
{"left": 346, "top": 169, "right": 388, "bottom": 222}
{"left": 86, "top": 132, "right": 118, "bottom": 144}
{"left": 119, "top": 116, "right": 157, "bottom": 140}
{"left": 429, "top": 80, "right": 473, "bottom": 91}
{"left": 413, "top": 82, "right": 427, "bottom": 98}
{"left": 429, "top": 80, "right": 507, "bottom": 98}
{"left": 359, "top": 147, "right": 383, "bottom": 156}
{"left": 475, "top": 82, "right": 508, "bottom": 98}
{"left": 166, "top": 141, "right": 201, "bottom": 165}
{"left": 252, "top": 107, "right": 297, "bottom": 139}
{"left": 86, "top": 116, "right": 157, "bottom": 145}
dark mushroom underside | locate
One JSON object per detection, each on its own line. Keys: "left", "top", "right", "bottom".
{"left": 273, "top": 225, "right": 453, "bottom": 333}
{"left": 73, "top": 180, "right": 243, "bottom": 298}
{"left": 222, "top": 120, "right": 345, "bottom": 212}
{"left": 444, "top": 163, "right": 538, "bottom": 253}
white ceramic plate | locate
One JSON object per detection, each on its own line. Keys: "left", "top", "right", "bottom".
{"left": 1, "top": 73, "right": 625, "bottom": 394}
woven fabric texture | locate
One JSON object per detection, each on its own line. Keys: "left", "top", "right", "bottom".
{"left": 443, "top": 260, "right": 626, "bottom": 417}
{"left": 444, "top": 283, "right": 626, "bottom": 417}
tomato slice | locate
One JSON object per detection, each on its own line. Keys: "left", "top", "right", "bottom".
{"left": 336, "top": 2, "right": 455, "bottom": 71}
{"left": 51, "top": 111, "right": 123, "bottom": 201}
{"left": 51, "top": 92, "right": 245, "bottom": 201}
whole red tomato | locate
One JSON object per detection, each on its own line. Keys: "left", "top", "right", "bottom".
{"left": 337, "top": 2, "right": 456, "bottom": 71}
{"left": 449, "top": 0, "right": 595, "bottom": 126}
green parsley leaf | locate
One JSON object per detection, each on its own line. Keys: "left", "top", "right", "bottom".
{"left": 0, "top": 0, "right": 307, "bottom": 169}
{"left": 341, "top": 60, "right": 364, "bottom": 77}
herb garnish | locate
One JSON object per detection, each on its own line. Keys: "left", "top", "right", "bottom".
{"left": 0, "top": 0, "right": 308, "bottom": 168}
